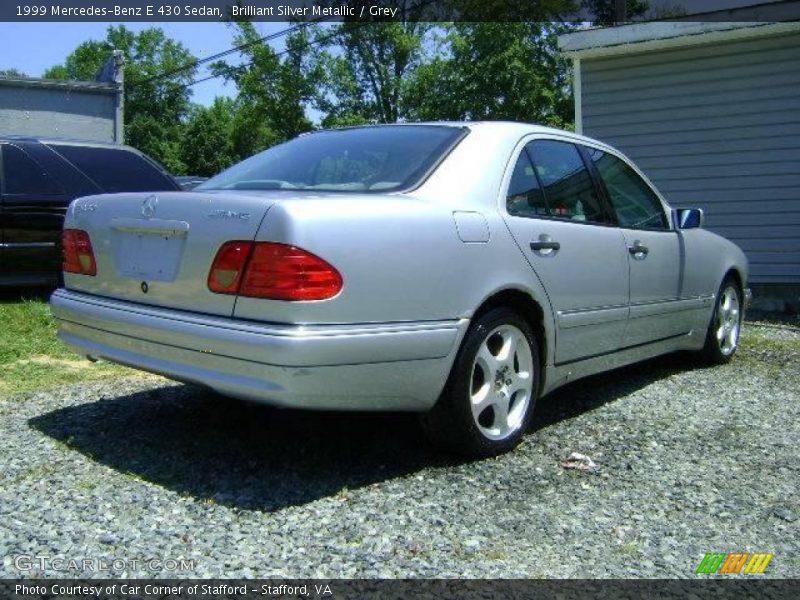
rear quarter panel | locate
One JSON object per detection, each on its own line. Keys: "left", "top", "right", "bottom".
{"left": 234, "top": 196, "right": 552, "bottom": 328}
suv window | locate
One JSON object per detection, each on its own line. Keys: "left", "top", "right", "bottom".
{"left": 506, "top": 148, "right": 548, "bottom": 218}
{"left": 49, "top": 144, "right": 177, "bottom": 193}
{"left": 527, "top": 140, "right": 610, "bottom": 225}
{"left": 1, "top": 144, "right": 64, "bottom": 195}
{"left": 585, "top": 148, "right": 668, "bottom": 230}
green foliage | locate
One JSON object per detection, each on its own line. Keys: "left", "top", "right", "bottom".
{"left": 211, "top": 22, "right": 317, "bottom": 158}
{"left": 582, "top": 0, "right": 648, "bottom": 24}
{"left": 310, "top": 1, "right": 578, "bottom": 127}
{"left": 40, "top": 11, "right": 590, "bottom": 171}
{"left": 43, "top": 40, "right": 110, "bottom": 80}
{"left": 180, "top": 97, "right": 237, "bottom": 177}
{"left": 405, "top": 22, "right": 575, "bottom": 127}
{"left": 314, "top": 19, "right": 431, "bottom": 125}
{"left": 45, "top": 25, "right": 197, "bottom": 173}
{"left": 0, "top": 68, "right": 28, "bottom": 78}
{"left": 0, "top": 297, "right": 135, "bottom": 396}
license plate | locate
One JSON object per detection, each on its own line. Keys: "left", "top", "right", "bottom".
{"left": 115, "top": 231, "right": 186, "bottom": 282}
{"left": 110, "top": 218, "right": 189, "bottom": 282}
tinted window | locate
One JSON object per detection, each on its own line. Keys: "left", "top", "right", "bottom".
{"left": 506, "top": 148, "right": 548, "bottom": 218}
{"left": 527, "top": 140, "right": 610, "bottom": 224}
{"left": 2, "top": 144, "right": 64, "bottom": 195}
{"left": 199, "top": 126, "right": 466, "bottom": 193}
{"left": 49, "top": 145, "right": 177, "bottom": 193}
{"left": 587, "top": 148, "right": 668, "bottom": 230}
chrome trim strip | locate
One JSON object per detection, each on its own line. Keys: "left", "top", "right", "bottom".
{"left": 51, "top": 289, "right": 467, "bottom": 367}
{"left": 629, "top": 296, "right": 712, "bottom": 320}
{"left": 557, "top": 305, "right": 628, "bottom": 329}
{"left": 557, "top": 295, "right": 713, "bottom": 329}
{"left": 110, "top": 218, "right": 190, "bottom": 237}
{"left": 0, "top": 242, "right": 57, "bottom": 248}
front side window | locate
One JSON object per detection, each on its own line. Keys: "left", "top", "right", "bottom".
{"left": 198, "top": 125, "right": 467, "bottom": 193}
{"left": 1, "top": 144, "right": 64, "bottom": 195}
{"left": 586, "top": 148, "right": 668, "bottom": 230}
{"left": 49, "top": 145, "right": 177, "bottom": 193}
{"left": 527, "top": 140, "right": 610, "bottom": 225}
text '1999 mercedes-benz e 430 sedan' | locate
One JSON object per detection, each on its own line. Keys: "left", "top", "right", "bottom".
{"left": 51, "top": 122, "right": 750, "bottom": 457}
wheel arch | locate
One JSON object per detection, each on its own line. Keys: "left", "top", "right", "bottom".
{"left": 470, "top": 287, "right": 552, "bottom": 395}
{"left": 724, "top": 266, "right": 744, "bottom": 293}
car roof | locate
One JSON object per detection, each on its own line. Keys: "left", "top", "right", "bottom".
{"left": 0, "top": 135, "right": 136, "bottom": 150}
{"left": 311, "top": 121, "right": 613, "bottom": 151}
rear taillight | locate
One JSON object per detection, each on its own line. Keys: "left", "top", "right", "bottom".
{"left": 62, "top": 229, "right": 97, "bottom": 276}
{"left": 208, "top": 241, "right": 253, "bottom": 294}
{"left": 208, "top": 241, "right": 342, "bottom": 301}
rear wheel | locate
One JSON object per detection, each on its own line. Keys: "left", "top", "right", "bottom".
{"left": 700, "top": 276, "right": 742, "bottom": 364}
{"left": 421, "top": 307, "right": 540, "bottom": 458}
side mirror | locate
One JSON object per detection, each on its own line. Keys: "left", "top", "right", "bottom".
{"left": 674, "top": 208, "right": 704, "bottom": 230}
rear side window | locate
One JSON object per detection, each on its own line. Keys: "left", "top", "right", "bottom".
{"left": 2, "top": 144, "right": 64, "bottom": 195}
{"left": 527, "top": 140, "right": 611, "bottom": 225}
{"left": 506, "top": 148, "right": 548, "bottom": 218}
{"left": 585, "top": 148, "right": 668, "bottom": 230}
{"left": 49, "top": 145, "right": 177, "bottom": 193}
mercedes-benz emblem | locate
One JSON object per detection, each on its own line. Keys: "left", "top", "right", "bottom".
{"left": 141, "top": 194, "right": 159, "bottom": 218}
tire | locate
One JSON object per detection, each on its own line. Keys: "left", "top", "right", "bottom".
{"left": 700, "top": 275, "right": 743, "bottom": 365}
{"left": 421, "top": 307, "right": 540, "bottom": 458}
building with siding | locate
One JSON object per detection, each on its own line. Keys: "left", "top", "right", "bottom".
{"left": 0, "top": 51, "right": 123, "bottom": 143}
{"left": 559, "top": 21, "right": 800, "bottom": 310}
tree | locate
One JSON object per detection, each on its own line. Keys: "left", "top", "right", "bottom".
{"left": 404, "top": 22, "right": 575, "bottom": 127}
{"left": 45, "top": 25, "right": 197, "bottom": 173}
{"left": 582, "top": 0, "right": 648, "bottom": 24}
{"left": 313, "top": 14, "right": 431, "bottom": 125}
{"left": 311, "top": 1, "right": 581, "bottom": 126}
{"left": 211, "top": 22, "right": 318, "bottom": 158}
{"left": 180, "top": 97, "right": 237, "bottom": 176}
{"left": 0, "top": 68, "right": 27, "bottom": 78}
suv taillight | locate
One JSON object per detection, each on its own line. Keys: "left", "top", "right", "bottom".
{"left": 62, "top": 229, "right": 97, "bottom": 276}
{"left": 208, "top": 241, "right": 343, "bottom": 301}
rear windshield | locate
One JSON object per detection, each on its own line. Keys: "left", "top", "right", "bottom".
{"left": 49, "top": 144, "right": 178, "bottom": 193}
{"left": 198, "top": 125, "right": 467, "bottom": 193}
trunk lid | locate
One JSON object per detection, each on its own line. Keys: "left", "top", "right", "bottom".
{"left": 63, "top": 190, "right": 276, "bottom": 316}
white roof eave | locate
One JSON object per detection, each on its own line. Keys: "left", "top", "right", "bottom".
{"left": 558, "top": 21, "right": 800, "bottom": 59}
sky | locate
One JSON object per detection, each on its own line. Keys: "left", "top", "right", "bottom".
{"left": 0, "top": 21, "right": 293, "bottom": 106}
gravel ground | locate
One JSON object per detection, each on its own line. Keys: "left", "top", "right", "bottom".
{"left": 1, "top": 322, "right": 798, "bottom": 578}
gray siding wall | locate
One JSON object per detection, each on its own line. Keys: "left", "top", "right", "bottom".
{"left": 0, "top": 84, "right": 116, "bottom": 143}
{"left": 581, "top": 32, "right": 800, "bottom": 285}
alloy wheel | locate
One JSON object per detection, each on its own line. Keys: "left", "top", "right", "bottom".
{"left": 469, "top": 324, "right": 534, "bottom": 441}
{"left": 716, "top": 285, "right": 741, "bottom": 356}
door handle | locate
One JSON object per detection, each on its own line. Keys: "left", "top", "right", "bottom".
{"left": 628, "top": 240, "right": 649, "bottom": 258}
{"left": 530, "top": 235, "right": 560, "bottom": 255}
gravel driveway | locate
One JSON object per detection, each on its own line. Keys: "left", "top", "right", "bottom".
{"left": 1, "top": 322, "right": 798, "bottom": 578}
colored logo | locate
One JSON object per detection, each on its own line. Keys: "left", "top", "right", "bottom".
{"left": 696, "top": 552, "right": 773, "bottom": 574}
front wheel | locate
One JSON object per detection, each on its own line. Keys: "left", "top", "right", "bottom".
{"left": 421, "top": 307, "right": 540, "bottom": 458}
{"left": 700, "top": 276, "right": 743, "bottom": 364}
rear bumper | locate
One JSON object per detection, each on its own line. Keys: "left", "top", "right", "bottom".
{"left": 50, "top": 289, "right": 468, "bottom": 411}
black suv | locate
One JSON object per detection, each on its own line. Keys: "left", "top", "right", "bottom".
{"left": 0, "top": 137, "right": 180, "bottom": 286}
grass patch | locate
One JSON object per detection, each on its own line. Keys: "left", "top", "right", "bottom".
{"left": 0, "top": 294, "right": 156, "bottom": 397}
{"left": 736, "top": 324, "right": 800, "bottom": 377}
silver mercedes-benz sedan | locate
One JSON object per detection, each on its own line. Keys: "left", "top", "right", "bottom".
{"left": 51, "top": 122, "right": 750, "bottom": 457}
